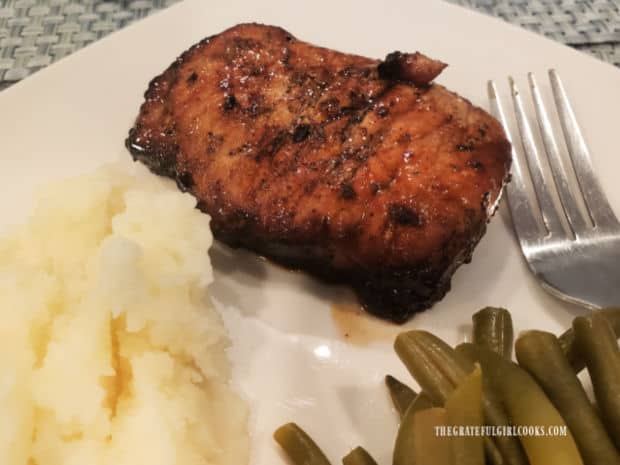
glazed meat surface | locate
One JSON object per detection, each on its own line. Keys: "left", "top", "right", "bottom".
{"left": 127, "top": 23, "right": 511, "bottom": 323}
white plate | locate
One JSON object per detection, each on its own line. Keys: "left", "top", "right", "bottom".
{"left": 2, "top": 0, "right": 620, "bottom": 463}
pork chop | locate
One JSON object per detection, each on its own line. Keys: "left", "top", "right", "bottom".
{"left": 126, "top": 23, "right": 511, "bottom": 323}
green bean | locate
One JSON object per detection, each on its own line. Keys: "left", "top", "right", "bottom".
{"left": 573, "top": 313, "right": 620, "bottom": 450}
{"left": 395, "top": 368, "right": 485, "bottom": 465}
{"left": 472, "top": 307, "right": 514, "bottom": 359}
{"left": 445, "top": 365, "right": 485, "bottom": 465}
{"left": 476, "top": 346, "right": 584, "bottom": 465}
{"left": 411, "top": 408, "right": 454, "bottom": 465}
{"left": 342, "top": 447, "right": 378, "bottom": 465}
{"left": 274, "top": 423, "right": 332, "bottom": 465}
{"left": 393, "top": 392, "right": 434, "bottom": 465}
{"left": 413, "top": 391, "right": 434, "bottom": 410}
{"left": 394, "top": 330, "right": 472, "bottom": 405}
{"left": 456, "top": 344, "right": 528, "bottom": 465}
{"left": 559, "top": 308, "right": 620, "bottom": 372}
{"left": 455, "top": 342, "right": 479, "bottom": 365}
{"left": 409, "top": 391, "right": 434, "bottom": 413}
{"left": 395, "top": 332, "right": 524, "bottom": 465}
{"left": 484, "top": 442, "right": 507, "bottom": 465}
{"left": 385, "top": 375, "right": 417, "bottom": 418}
{"left": 516, "top": 330, "right": 620, "bottom": 465}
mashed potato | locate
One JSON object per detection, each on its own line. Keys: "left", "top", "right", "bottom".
{"left": 0, "top": 163, "right": 249, "bottom": 465}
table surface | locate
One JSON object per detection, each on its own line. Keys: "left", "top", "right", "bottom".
{"left": 0, "top": 0, "right": 619, "bottom": 90}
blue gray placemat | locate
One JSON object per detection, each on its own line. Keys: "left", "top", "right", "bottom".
{"left": 447, "top": 0, "right": 620, "bottom": 65}
{"left": 0, "top": 0, "right": 619, "bottom": 89}
{"left": 0, "top": 0, "right": 180, "bottom": 88}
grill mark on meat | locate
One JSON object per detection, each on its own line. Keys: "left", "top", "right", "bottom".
{"left": 293, "top": 124, "right": 311, "bottom": 143}
{"left": 207, "top": 132, "right": 224, "bottom": 155}
{"left": 319, "top": 97, "right": 341, "bottom": 118}
{"left": 457, "top": 143, "right": 474, "bottom": 151}
{"left": 340, "top": 182, "right": 357, "bottom": 200}
{"left": 187, "top": 71, "right": 198, "bottom": 84}
{"left": 389, "top": 204, "right": 422, "bottom": 227}
{"left": 256, "top": 128, "right": 288, "bottom": 160}
{"left": 126, "top": 23, "right": 511, "bottom": 323}
{"left": 376, "top": 106, "right": 389, "bottom": 118}
{"left": 223, "top": 94, "right": 237, "bottom": 110}
{"left": 337, "top": 84, "right": 395, "bottom": 145}
{"left": 246, "top": 92, "right": 270, "bottom": 118}
{"left": 177, "top": 171, "right": 194, "bottom": 191}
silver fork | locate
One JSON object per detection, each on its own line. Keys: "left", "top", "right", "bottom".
{"left": 488, "top": 71, "right": 620, "bottom": 309}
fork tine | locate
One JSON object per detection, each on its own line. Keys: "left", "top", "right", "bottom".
{"left": 528, "top": 73, "right": 588, "bottom": 236}
{"left": 487, "top": 80, "right": 540, "bottom": 242}
{"left": 549, "top": 70, "right": 620, "bottom": 231}
{"left": 509, "top": 76, "right": 566, "bottom": 238}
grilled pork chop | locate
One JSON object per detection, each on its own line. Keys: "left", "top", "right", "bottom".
{"left": 127, "top": 23, "right": 511, "bottom": 323}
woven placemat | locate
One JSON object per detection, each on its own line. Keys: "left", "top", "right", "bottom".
{"left": 0, "top": 0, "right": 180, "bottom": 85}
{"left": 448, "top": 0, "right": 620, "bottom": 65}
{"left": 0, "top": 0, "right": 619, "bottom": 88}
